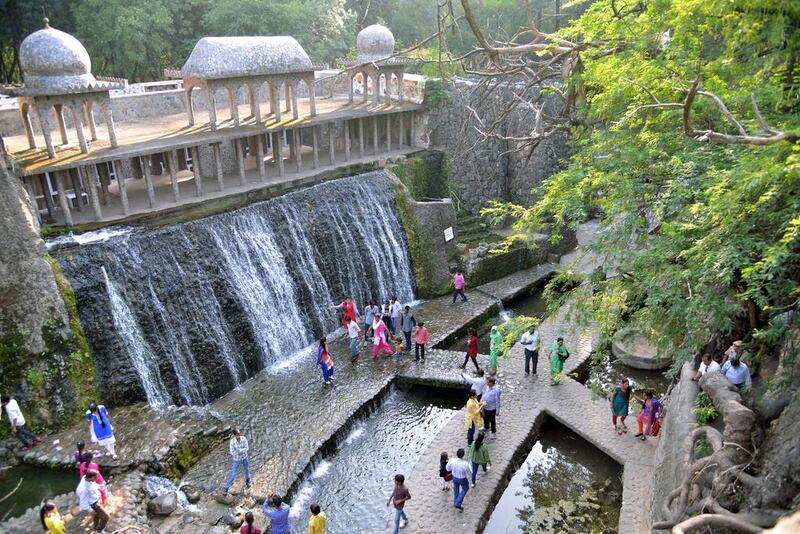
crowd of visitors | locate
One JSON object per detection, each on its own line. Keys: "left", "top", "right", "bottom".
{"left": 691, "top": 340, "right": 752, "bottom": 390}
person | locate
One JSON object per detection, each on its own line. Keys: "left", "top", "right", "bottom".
{"left": 77, "top": 469, "right": 109, "bottom": 534}
{"left": 80, "top": 452, "right": 108, "bottom": 505}
{"left": 720, "top": 340, "right": 747, "bottom": 366}
{"left": 609, "top": 379, "right": 633, "bottom": 435}
{"left": 86, "top": 403, "right": 117, "bottom": 460}
{"left": 390, "top": 297, "right": 402, "bottom": 335}
{"left": 363, "top": 301, "right": 379, "bottom": 346}
{"left": 464, "top": 390, "right": 485, "bottom": 445}
{"left": 462, "top": 369, "right": 486, "bottom": 400}
{"left": 317, "top": 337, "right": 335, "bottom": 385}
{"left": 400, "top": 306, "right": 417, "bottom": 353}
{"left": 372, "top": 314, "right": 394, "bottom": 358}
{"left": 2, "top": 394, "right": 40, "bottom": 451}
{"left": 438, "top": 452, "right": 452, "bottom": 490}
{"left": 482, "top": 377, "right": 501, "bottom": 437}
{"left": 241, "top": 511, "right": 262, "bottom": 534}
{"left": 73, "top": 441, "right": 87, "bottom": 465}
{"left": 392, "top": 337, "right": 405, "bottom": 362}
{"left": 386, "top": 473, "right": 411, "bottom": 533}
{"left": 635, "top": 390, "right": 664, "bottom": 441}
{"left": 548, "top": 337, "right": 569, "bottom": 385}
{"left": 451, "top": 270, "right": 467, "bottom": 304}
{"left": 469, "top": 432, "right": 491, "bottom": 487}
{"left": 692, "top": 354, "right": 721, "bottom": 381}
{"left": 489, "top": 326, "right": 503, "bottom": 374}
{"left": 40, "top": 501, "right": 66, "bottom": 534}
{"left": 446, "top": 448, "right": 472, "bottom": 511}
{"left": 262, "top": 493, "right": 291, "bottom": 534}
{"left": 308, "top": 504, "right": 327, "bottom": 534}
{"left": 347, "top": 317, "right": 361, "bottom": 360}
{"left": 414, "top": 321, "right": 429, "bottom": 362}
{"left": 519, "top": 325, "right": 540, "bottom": 375}
{"left": 381, "top": 302, "right": 393, "bottom": 332}
{"left": 222, "top": 428, "right": 251, "bottom": 495}
{"left": 721, "top": 357, "right": 752, "bottom": 390}
{"left": 332, "top": 298, "right": 358, "bottom": 329}
{"left": 460, "top": 329, "right": 481, "bottom": 372}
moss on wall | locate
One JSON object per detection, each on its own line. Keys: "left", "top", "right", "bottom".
{"left": 392, "top": 152, "right": 450, "bottom": 201}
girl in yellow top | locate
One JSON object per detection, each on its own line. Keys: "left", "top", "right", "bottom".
{"left": 308, "top": 504, "right": 327, "bottom": 534}
{"left": 464, "top": 390, "right": 486, "bottom": 446}
{"left": 40, "top": 502, "right": 66, "bottom": 534}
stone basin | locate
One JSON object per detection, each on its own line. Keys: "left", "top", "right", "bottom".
{"left": 612, "top": 328, "right": 672, "bottom": 370}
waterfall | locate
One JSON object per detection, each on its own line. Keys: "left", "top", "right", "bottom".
{"left": 56, "top": 172, "right": 415, "bottom": 407}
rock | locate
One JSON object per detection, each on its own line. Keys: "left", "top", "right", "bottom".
{"left": 148, "top": 491, "right": 178, "bottom": 516}
{"left": 612, "top": 328, "right": 671, "bottom": 370}
{"left": 180, "top": 484, "right": 201, "bottom": 504}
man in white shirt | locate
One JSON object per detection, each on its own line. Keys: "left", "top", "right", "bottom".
{"left": 1, "top": 395, "right": 39, "bottom": 450}
{"left": 462, "top": 370, "right": 486, "bottom": 400}
{"left": 390, "top": 297, "right": 402, "bottom": 336}
{"left": 347, "top": 318, "right": 361, "bottom": 359}
{"left": 692, "top": 354, "right": 721, "bottom": 381}
{"left": 519, "top": 326, "right": 540, "bottom": 375}
{"left": 77, "top": 470, "right": 109, "bottom": 533}
{"left": 445, "top": 448, "right": 472, "bottom": 511}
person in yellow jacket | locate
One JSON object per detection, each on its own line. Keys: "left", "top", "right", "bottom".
{"left": 39, "top": 502, "right": 66, "bottom": 534}
{"left": 465, "top": 390, "right": 486, "bottom": 446}
{"left": 308, "top": 504, "right": 327, "bottom": 534}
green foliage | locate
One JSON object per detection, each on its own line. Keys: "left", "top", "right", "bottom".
{"left": 497, "top": 315, "right": 540, "bottom": 357}
{"left": 40, "top": 225, "right": 76, "bottom": 238}
{"left": 694, "top": 434, "right": 711, "bottom": 459}
{"left": 423, "top": 78, "right": 450, "bottom": 107}
{"left": 392, "top": 154, "right": 451, "bottom": 200}
{"left": 693, "top": 392, "right": 719, "bottom": 425}
{"left": 490, "top": 0, "right": 800, "bottom": 367}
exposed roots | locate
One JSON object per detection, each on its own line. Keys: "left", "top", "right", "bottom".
{"left": 670, "top": 513, "right": 763, "bottom": 533}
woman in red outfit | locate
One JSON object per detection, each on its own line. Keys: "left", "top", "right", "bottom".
{"left": 333, "top": 298, "right": 358, "bottom": 328}
{"left": 459, "top": 329, "right": 481, "bottom": 372}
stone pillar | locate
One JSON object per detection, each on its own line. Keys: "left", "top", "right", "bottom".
{"left": 363, "top": 73, "right": 369, "bottom": 102}
{"left": 250, "top": 84, "right": 261, "bottom": 123}
{"left": 328, "top": 124, "right": 335, "bottom": 165}
{"left": 256, "top": 135, "right": 266, "bottom": 182}
{"left": 111, "top": 161, "right": 129, "bottom": 214}
{"left": 308, "top": 76, "right": 317, "bottom": 117}
{"left": 284, "top": 82, "right": 291, "bottom": 113}
{"left": 212, "top": 143, "right": 224, "bottom": 191}
{"left": 272, "top": 82, "right": 282, "bottom": 121}
{"left": 273, "top": 132, "right": 284, "bottom": 177}
{"left": 373, "top": 116, "right": 379, "bottom": 155}
{"left": 344, "top": 120, "right": 351, "bottom": 162}
{"left": 190, "top": 146, "right": 203, "bottom": 197}
{"left": 54, "top": 171, "right": 73, "bottom": 226}
{"left": 294, "top": 130, "right": 302, "bottom": 173}
{"left": 311, "top": 126, "right": 320, "bottom": 169}
{"left": 21, "top": 106, "right": 37, "bottom": 149}
{"left": 375, "top": 74, "right": 381, "bottom": 104}
{"left": 398, "top": 71, "right": 405, "bottom": 103}
{"left": 85, "top": 165, "right": 103, "bottom": 220}
{"left": 410, "top": 111, "right": 416, "bottom": 147}
{"left": 348, "top": 73, "right": 354, "bottom": 103}
{"left": 70, "top": 171, "right": 83, "bottom": 212}
{"left": 102, "top": 102, "right": 118, "bottom": 148}
{"left": 386, "top": 114, "right": 392, "bottom": 152}
{"left": 291, "top": 82, "right": 299, "bottom": 120}
{"left": 37, "top": 107, "right": 56, "bottom": 158}
{"left": 228, "top": 86, "right": 240, "bottom": 126}
{"left": 71, "top": 105, "right": 89, "bottom": 154}
{"left": 398, "top": 113, "right": 404, "bottom": 147}
{"left": 141, "top": 155, "right": 157, "bottom": 207}
{"left": 167, "top": 150, "right": 181, "bottom": 202}
{"left": 185, "top": 88, "right": 195, "bottom": 126}
{"left": 208, "top": 88, "right": 218, "bottom": 130}
{"left": 358, "top": 118, "right": 365, "bottom": 158}
{"left": 235, "top": 138, "right": 246, "bottom": 186}
{"left": 54, "top": 104, "right": 69, "bottom": 145}
{"left": 288, "top": 128, "right": 297, "bottom": 164}
{"left": 98, "top": 164, "right": 110, "bottom": 205}
{"left": 39, "top": 174, "right": 55, "bottom": 220}
{"left": 84, "top": 101, "right": 98, "bottom": 141}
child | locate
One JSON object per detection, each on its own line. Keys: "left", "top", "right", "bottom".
{"left": 460, "top": 329, "right": 481, "bottom": 372}
{"left": 414, "top": 322, "right": 429, "bottom": 362}
{"left": 39, "top": 501, "right": 66, "bottom": 534}
{"left": 240, "top": 511, "right": 262, "bottom": 534}
{"left": 386, "top": 473, "right": 411, "bottom": 534}
{"left": 439, "top": 452, "right": 452, "bottom": 490}
{"left": 73, "top": 441, "right": 86, "bottom": 465}
{"left": 393, "top": 338, "right": 405, "bottom": 362}
{"left": 308, "top": 504, "right": 327, "bottom": 534}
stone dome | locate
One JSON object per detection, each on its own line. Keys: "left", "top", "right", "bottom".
{"left": 19, "top": 19, "right": 96, "bottom": 93}
{"left": 182, "top": 36, "right": 313, "bottom": 80}
{"left": 356, "top": 24, "right": 395, "bottom": 62}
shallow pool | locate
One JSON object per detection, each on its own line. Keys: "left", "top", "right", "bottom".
{"left": 0, "top": 463, "right": 77, "bottom": 520}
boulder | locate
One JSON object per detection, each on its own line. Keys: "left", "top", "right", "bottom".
{"left": 612, "top": 328, "right": 671, "bottom": 370}
{"left": 180, "top": 484, "right": 201, "bottom": 504}
{"left": 148, "top": 491, "right": 178, "bottom": 516}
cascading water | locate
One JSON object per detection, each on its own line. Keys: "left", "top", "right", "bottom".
{"left": 55, "top": 172, "right": 415, "bottom": 407}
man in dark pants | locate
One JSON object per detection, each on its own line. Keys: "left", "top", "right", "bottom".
{"left": 482, "top": 377, "right": 501, "bottom": 436}
{"left": 77, "top": 469, "right": 109, "bottom": 533}
{"left": 519, "top": 326, "right": 540, "bottom": 375}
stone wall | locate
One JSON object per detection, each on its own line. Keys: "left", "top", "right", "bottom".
{"left": 425, "top": 77, "right": 569, "bottom": 211}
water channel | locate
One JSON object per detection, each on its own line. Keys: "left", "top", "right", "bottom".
{"left": 485, "top": 419, "right": 623, "bottom": 534}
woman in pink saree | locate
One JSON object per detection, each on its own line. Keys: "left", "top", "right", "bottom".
{"left": 372, "top": 314, "right": 393, "bottom": 358}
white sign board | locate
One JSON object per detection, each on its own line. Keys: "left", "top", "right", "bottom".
{"left": 444, "top": 226, "right": 454, "bottom": 243}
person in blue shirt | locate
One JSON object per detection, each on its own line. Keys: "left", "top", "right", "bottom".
{"left": 721, "top": 357, "right": 752, "bottom": 390}
{"left": 86, "top": 403, "right": 118, "bottom": 460}
{"left": 262, "top": 493, "right": 291, "bottom": 534}
{"left": 482, "top": 378, "right": 501, "bottom": 436}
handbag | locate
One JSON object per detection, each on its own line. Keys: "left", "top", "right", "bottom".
{"left": 651, "top": 418, "right": 661, "bottom": 437}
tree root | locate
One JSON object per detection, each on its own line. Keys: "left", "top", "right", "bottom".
{"left": 670, "top": 513, "right": 763, "bottom": 533}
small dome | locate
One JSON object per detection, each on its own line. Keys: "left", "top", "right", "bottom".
{"left": 19, "top": 19, "right": 95, "bottom": 93}
{"left": 356, "top": 24, "right": 395, "bottom": 62}
{"left": 182, "top": 36, "right": 313, "bottom": 79}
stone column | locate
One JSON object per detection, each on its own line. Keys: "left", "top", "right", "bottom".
{"left": 328, "top": 124, "right": 335, "bottom": 165}
{"left": 269, "top": 82, "right": 281, "bottom": 121}
{"left": 228, "top": 86, "right": 240, "bottom": 126}
{"left": 358, "top": 118, "right": 365, "bottom": 158}
{"left": 398, "top": 71, "right": 405, "bottom": 103}
{"left": 284, "top": 82, "right": 291, "bottom": 113}
{"left": 167, "top": 150, "right": 181, "bottom": 202}
{"left": 212, "top": 143, "right": 224, "bottom": 191}
{"left": 54, "top": 104, "right": 69, "bottom": 145}
{"left": 344, "top": 120, "right": 351, "bottom": 162}
{"left": 288, "top": 128, "right": 297, "bottom": 164}
{"left": 291, "top": 81, "right": 299, "bottom": 120}
{"left": 311, "top": 126, "right": 320, "bottom": 169}
{"left": 54, "top": 171, "right": 73, "bottom": 226}
{"left": 273, "top": 132, "right": 284, "bottom": 177}
{"left": 71, "top": 104, "right": 89, "bottom": 154}
{"left": 190, "top": 146, "right": 203, "bottom": 197}
{"left": 185, "top": 88, "right": 195, "bottom": 126}
{"left": 21, "top": 105, "right": 37, "bottom": 149}
{"left": 348, "top": 73, "right": 354, "bottom": 103}
{"left": 363, "top": 73, "right": 369, "bottom": 102}
{"left": 307, "top": 76, "right": 317, "bottom": 117}
{"left": 256, "top": 135, "right": 266, "bottom": 182}
{"left": 85, "top": 165, "right": 103, "bottom": 220}
{"left": 398, "top": 113, "right": 404, "bottom": 147}
{"left": 410, "top": 111, "right": 416, "bottom": 148}
{"left": 386, "top": 114, "right": 392, "bottom": 152}
{"left": 84, "top": 101, "right": 98, "bottom": 141}
{"left": 111, "top": 161, "right": 129, "bottom": 215}
{"left": 36, "top": 107, "right": 56, "bottom": 158}
{"left": 235, "top": 138, "right": 246, "bottom": 186}
{"left": 39, "top": 174, "right": 55, "bottom": 220}
{"left": 249, "top": 84, "right": 261, "bottom": 124}
{"left": 101, "top": 102, "right": 118, "bottom": 148}
{"left": 294, "top": 130, "right": 302, "bottom": 173}
{"left": 70, "top": 171, "right": 83, "bottom": 212}
{"left": 208, "top": 88, "right": 218, "bottom": 130}
{"left": 375, "top": 74, "right": 381, "bottom": 104}
{"left": 141, "top": 155, "right": 157, "bottom": 207}
{"left": 98, "top": 163, "right": 110, "bottom": 205}
{"left": 373, "top": 116, "right": 379, "bottom": 155}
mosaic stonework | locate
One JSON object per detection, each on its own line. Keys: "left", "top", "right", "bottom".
{"left": 182, "top": 36, "right": 314, "bottom": 80}
{"left": 356, "top": 24, "right": 395, "bottom": 62}
{"left": 19, "top": 22, "right": 96, "bottom": 94}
